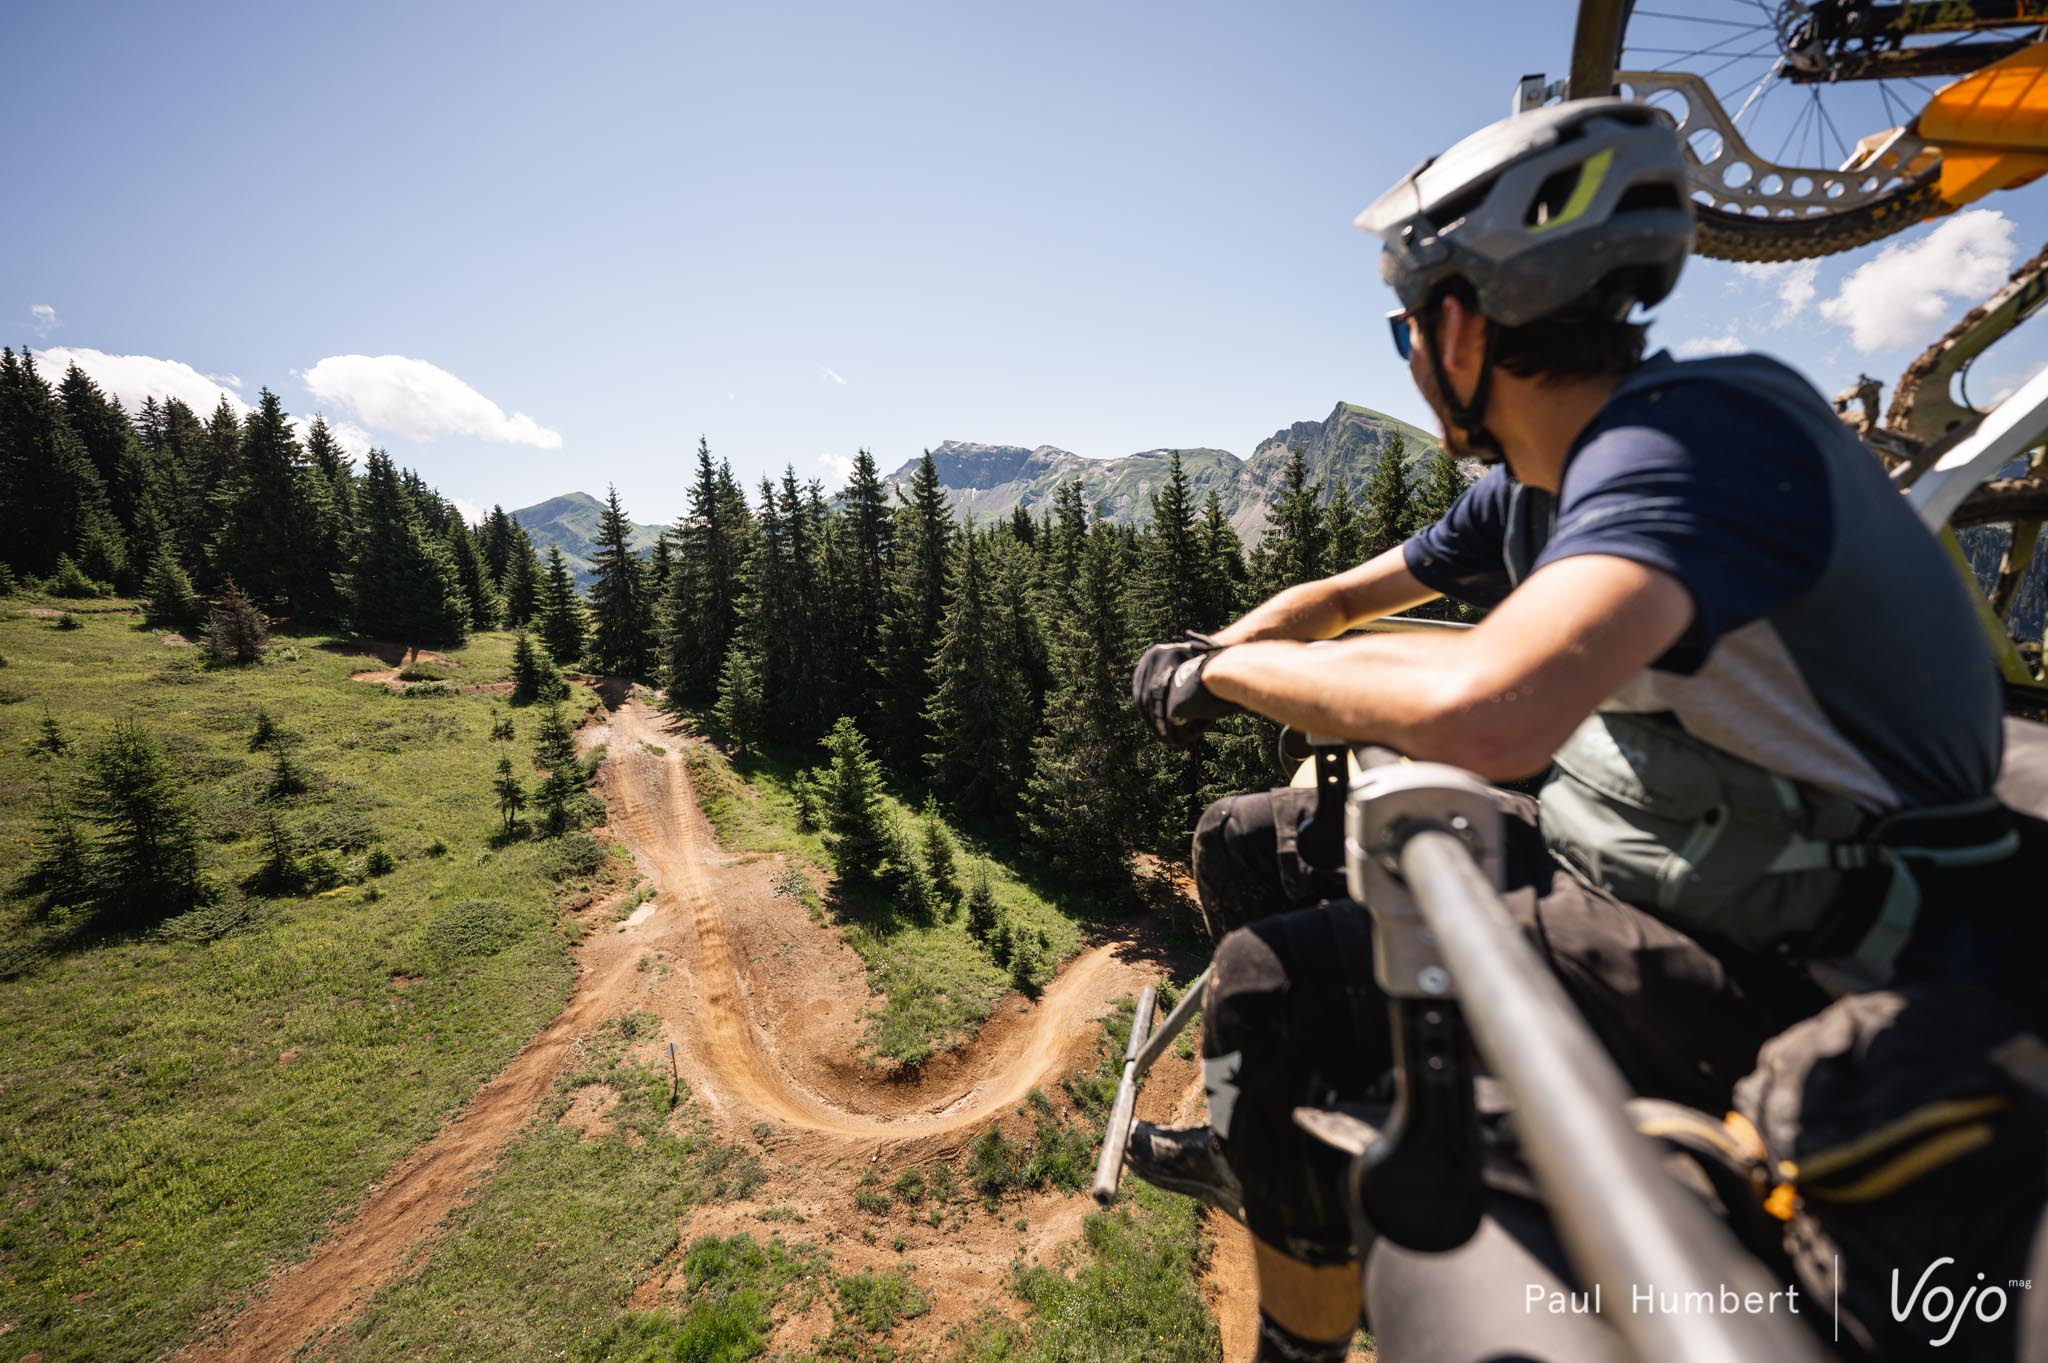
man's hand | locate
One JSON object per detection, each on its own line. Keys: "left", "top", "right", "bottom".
{"left": 1132, "top": 634, "right": 1240, "bottom": 744}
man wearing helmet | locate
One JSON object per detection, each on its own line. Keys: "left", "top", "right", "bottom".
{"left": 1127, "top": 100, "right": 2022, "bottom": 1361}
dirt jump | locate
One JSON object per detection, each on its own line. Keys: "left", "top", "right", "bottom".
{"left": 175, "top": 693, "right": 1175, "bottom": 1362}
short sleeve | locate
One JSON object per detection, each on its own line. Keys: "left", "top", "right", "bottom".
{"left": 1402, "top": 465, "right": 1517, "bottom": 610}
{"left": 1534, "top": 384, "right": 1833, "bottom": 673}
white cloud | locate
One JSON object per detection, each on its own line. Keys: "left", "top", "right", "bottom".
{"left": 288, "top": 414, "right": 374, "bottom": 461}
{"left": 1819, "top": 210, "right": 2017, "bottom": 353}
{"left": 28, "top": 303, "right": 58, "bottom": 336}
{"left": 1675, "top": 333, "right": 1745, "bottom": 357}
{"left": 301, "top": 354, "right": 562, "bottom": 448}
{"left": 816, "top": 453, "right": 855, "bottom": 484}
{"left": 38, "top": 345, "right": 250, "bottom": 415}
{"left": 1736, "top": 259, "right": 1819, "bottom": 326}
{"left": 821, "top": 366, "right": 847, "bottom": 387}
{"left": 208, "top": 371, "right": 244, "bottom": 389}
{"left": 451, "top": 497, "right": 485, "bottom": 526}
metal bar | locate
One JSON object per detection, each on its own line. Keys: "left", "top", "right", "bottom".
{"left": 1133, "top": 969, "right": 1208, "bottom": 1075}
{"left": 1090, "top": 985, "right": 1157, "bottom": 1205}
{"left": 1399, "top": 830, "right": 1833, "bottom": 1363}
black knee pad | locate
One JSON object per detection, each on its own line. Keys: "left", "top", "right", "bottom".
{"left": 1201, "top": 907, "right": 1387, "bottom": 1267}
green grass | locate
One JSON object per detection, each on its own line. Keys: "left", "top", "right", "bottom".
{"left": 681, "top": 735, "right": 1092, "bottom": 1068}
{"left": 0, "top": 603, "right": 609, "bottom": 1363}
{"left": 314, "top": 1015, "right": 779, "bottom": 1362}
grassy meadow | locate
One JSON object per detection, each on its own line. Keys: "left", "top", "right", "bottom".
{"left": 0, "top": 599, "right": 605, "bottom": 1362}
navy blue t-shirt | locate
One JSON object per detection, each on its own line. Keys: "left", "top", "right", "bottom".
{"left": 1396, "top": 350, "right": 2003, "bottom": 813}
{"left": 1403, "top": 372, "right": 1832, "bottom": 674}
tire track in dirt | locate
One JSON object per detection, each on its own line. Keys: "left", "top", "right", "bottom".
{"left": 174, "top": 694, "right": 1151, "bottom": 1362}
{"left": 603, "top": 697, "right": 1145, "bottom": 1140}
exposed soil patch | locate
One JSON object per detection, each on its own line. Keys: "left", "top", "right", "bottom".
{"left": 161, "top": 632, "right": 192, "bottom": 647}
{"left": 557, "top": 1084, "right": 620, "bottom": 1141}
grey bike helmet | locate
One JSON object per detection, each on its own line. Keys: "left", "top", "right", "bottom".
{"left": 1357, "top": 98, "right": 1693, "bottom": 327}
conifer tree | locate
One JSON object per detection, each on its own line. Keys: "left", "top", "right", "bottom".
{"left": 141, "top": 540, "right": 202, "bottom": 626}
{"left": 713, "top": 641, "right": 765, "bottom": 752}
{"left": 646, "top": 531, "right": 674, "bottom": 602}
{"left": 1024, "top": 527, "right": 1140, "bottom": 881}
{"left": 815, "top": 716, "right": 894, "bottom": 887}
{"left": 531, "top": 703, "right": 583, "bottom": 834}
{"left": 297, "top": 418, "right": 356, "bottom": 619}
{"left": 918, "top": 796, "right": 962, "bottom": 916}
{"left": 347, "top": 450, "right": 469, "bottom": 646}
{"left": 661, "top": 438, "right": 753, "bottom": 705}
{"left": 218, "top": 389, "right": 309, "bottom": 607}
{"left": 587, "top": 485, "right": 650, "bottom": 675}
{"left": 1137, "top": 452, "right": 1205, "bottom": 642}
{"left": 1324, "top": 477, "right": 1364, "bottom": 574}
{"left": 481, "top": 505, "right": 519, "bottom": 583}
{"left": 202, "top": 580, "right": 268, "bottom": 664}
{"left": 534, "top": 545, "right": 586, "bottom": 665}
{"left": 876, "top": 452, "right": 953, "bottom": 774}
{"left": 22, "top": 789, "right": 93, "bottom": 914}
{"left": 501, "top": 526, "right": 541, "bottom": 627}
{"left": 510, "top": 631, "right": 567, "bottom": 704}
{"left": 0, "top": 348, "right": 123, "bottom": 580}
{"left": 1410, "top": 451, "right": 1469, "bottom": 535}
{"left": 1361, "top": 433, "right": 1417, "bottom": 560}
{"left": 1257, "top": 446, "right": 1325, "bottom": 594}
{"left": 493, "top": 755, "right": 527, "bottom": 834}
{"left": 74, "top": 720, "right": 206, "bottom": 922}
{"left": 964, "top": 860, "right": 999, "bottom": 942}
{"left": 446, "top": 521, "right": 499, "bottom": 632}
{"left": 841, "top": 448, "right": 895, "bottom": 677}
{"left": 251, "top": 812, "right": 303, "bottom": 896}
{"left": 925, "top": 528, "right": 1032, "bottom": 817}
{"left": 1196, "top": 489, "right": 1245, "bottom": 625}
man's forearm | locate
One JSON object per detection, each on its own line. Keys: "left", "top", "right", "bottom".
{"left": 1212, "top": 546, "right": 1439, "bottom": 646}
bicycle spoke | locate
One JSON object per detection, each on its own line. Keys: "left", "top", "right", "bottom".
{"left": 1633, "top": 10, "right": 1768, "bottom": 31}
{"left": 1816, "top": 95, "right": 1854, "bottom": 167}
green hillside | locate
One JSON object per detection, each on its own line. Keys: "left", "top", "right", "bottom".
{"left": 510, "top": 492, "right": 665, "bottom": 586}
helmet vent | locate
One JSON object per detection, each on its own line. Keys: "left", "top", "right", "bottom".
{"left": 1615, "top": 182, "right": 1685, "bottom": 215}
{"left": 1525, "top": 167, "right": 1582, "bottom": 228}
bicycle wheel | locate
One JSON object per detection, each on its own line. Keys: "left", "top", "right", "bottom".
{"left": 1570, "top": 1, "right": 2045, "bottom": 262}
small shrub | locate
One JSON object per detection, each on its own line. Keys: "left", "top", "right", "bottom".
{"left": 156, "top": 891, "right": 264, "bottom": 944}
{"left": 488, "top": 711, "right": 516, "bottom": 742}
{"left": 141, "top": 548, "right": 201, "bottom": 628}
{"left": 928, "top": 1162, "right": 958, "bottom": 1204}
{"left": 28, "top": 713, "right": 70, "bottom": 759}
{"left": 426, "top": 837, "right": 449, "bottom": 857}
{"left": 836, "top": 1271, "right": 929, "bottom": 1334}
{"left": 248, "top": 709, "right": 282, "bottom": 750}
{"left": 398, "top": 680, "right": 455, "bottom": 698}
{"left": 364, "top": 846, "right": 395, "bottom": 876}
{"left": 54, "top": 611, "right": 83, "bottom": 631}
{"left": 538, "top": 831, "right": 604, "bottom": 880}
{"left": 201, "top": 580, "right": 267, "bottom": 663}
{"left": 45, "top": 554, "right": 105, "bottom": 598}
{"left": 892, "top": 1166, "right": 925, "bottom": 1205}
{"left": 267, "top": 748, "right": 308, "bottom": 798}
{"left": 965, "top": 861, "right": 999, "bottom": 942}
{"left": 968, "top": 1127, "right": 1021, "bottom": 1201}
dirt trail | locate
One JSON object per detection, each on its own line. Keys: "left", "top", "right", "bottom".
{"left": 602, "top": 697, "right": 1144, "bottom": 1140}
{"left": 177, "top": 694, "right": 1153, "bottom": 1361}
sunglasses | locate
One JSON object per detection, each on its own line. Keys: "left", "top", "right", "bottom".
{"left": 1387, "top": 307, "right": 1419, "bottom": 362}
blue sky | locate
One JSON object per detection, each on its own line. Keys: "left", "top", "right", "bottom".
{"left": 6, "top": 1, "right": 2046, "bottom": 523}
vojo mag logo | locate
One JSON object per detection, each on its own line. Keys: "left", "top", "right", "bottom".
{"left": 1890, "top": 1258, "right": 2029, "bottom": 1348}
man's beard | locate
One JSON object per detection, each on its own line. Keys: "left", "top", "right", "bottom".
{"left": 1413, "top": 345, "right": 1505, "bottom": 466}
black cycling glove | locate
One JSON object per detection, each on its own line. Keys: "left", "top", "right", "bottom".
{"left": 1131, "top": 632, "right": 1240, "bottom": 744}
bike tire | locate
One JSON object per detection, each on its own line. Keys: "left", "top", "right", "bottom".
{"left": 1568, "top": 0, "right": 1951, "bottom": 263}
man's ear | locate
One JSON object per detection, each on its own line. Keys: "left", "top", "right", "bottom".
{"left": 1437, "top": 295, "right": 1489, "bottom": 389}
